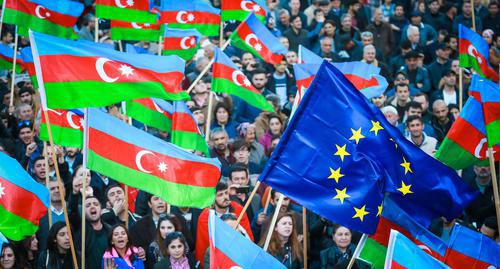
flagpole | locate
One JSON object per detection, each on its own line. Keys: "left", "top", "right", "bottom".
{"left": 346, "top": 234, "right": 368, "bottom": 269}
{"left": 459, "top": 68, "right": 463, "bottom": 110}
{"left": 81, "top": 108, "right": 89, "bottom": 269}
{"left": 43, "top": 141, "right": 52, "bottom": 228}
{"left": 263, "top": 194, "right": 284, "bottom": 251}
{"left": 204, "top": 92, "right": 215, "bottom": 141}
{"left": 471, "top": 0, "right": 476, "bottom": 32}
{"left": 158, "top": 36, "right": 162, "bottom": 56}
{"left": 94, "top": 18, "right": 99, "bottom": 43}
{"left": 263, "top": 187, "right": 272, "bottom": 213}
{"left": 235, "top": 181, "right": 261, "bottom": 227}
{"left": 42, "top": 109, "right": 79, "bottom": 269}
{"left": 9, "top": 26, "right": 18, "bottom": 109}
{"left": 487, "top": 148, "right": 500, "bottom": 233}
{"left": 302, "top": 208, "right": 308, "bottom": 269}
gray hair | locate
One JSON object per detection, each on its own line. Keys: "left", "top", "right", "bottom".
{"left": 278, "top": 9, "right": 290, "bottom": 17}
{"left": 363, "top": 44, "right": 376, "bottom": 54}
{"left": 210, "top": 127, "right": 228, "bottom": 140}
{"left": 407, "top": 25, "right": 419, "bottom": 39}
{"left": 361, "top": 31, "right": 373, "bottom": 39}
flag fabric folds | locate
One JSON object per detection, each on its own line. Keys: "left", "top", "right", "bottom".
{"left": 459, "top": 25, "right": 499, "bottom": 82}
{"left": 85, "top": 108, "right": 221, "bottom": 208}
{"left": 2, "top": 0, "right": 83, "bottom": 39}
{"left": 208, "top": 210, "right": 285, "bottom": 269}
{"left": 29, "top": 31, "right": 188, "bottom": 109}
{"left": 95, "top": 0, "right": 157, "bottom": 23}
{"left": 0, "top": 152, "right": 50, "bottom": 241}
{"left": 212, "top": 47, "right": 274, "bottom": 112}
{"left": 171, "top": 101, "right": 210, "bottom": 157}
{"left": 19, "top": 47, "right": 37, "bottom": 87}
{"left": 123, "top": 98, "right": 173, "bottom": 132}
{"left": 443, "top": 224, "right": 499, "bottom": 268}
{"left": 384, "top": 230, "right": 449, "bottom": 269}
{"left": 0, "top": 44, "right": 24, "bottom": 74}
{"left": 110, "top": 20, "right": 162, "bottom": 41}
{"left": 229, "top": 13, "right": 288, "bottom": 65}
{"left": 159, "top": 0, "right": 220, "bottom": 36}
{"left": 40, "top": 108, "right": 84, "bottom": 148}
{"left": 162, "top": 27, "right": 202, "bottom": 61}
{"left": 470, "top": 75, "right": 500, "bottom": 147}
{"left": 298, "top": 45, "right": 323, "bottom": 64}
{"left": 258, "top": 61, "right": 477, "bottom": 234}
{"left": 221, "top": 0, "right": 268, "bottom": 23}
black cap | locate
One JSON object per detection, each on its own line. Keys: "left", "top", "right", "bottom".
{"left": 411, "top": 11, "right": 422, "bottom": 17}
{"left": 404, "top": 50, "right": 420, "bottom": 59}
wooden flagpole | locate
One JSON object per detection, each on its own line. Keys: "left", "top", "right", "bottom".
{"left": 235, "top": 181, "right": 261, "bottom": 227}
{"left": 158, "top": 36, "right": 162, "bottom": 56}
{"left": 471, "top": 0, "right": 476, "bottom": 32}
{"left": 263, "top": 187, "right": 272, "bottom": 213}
{"left": 43, "top": 142, "right": 52, "bottom": 228}
{"left": 94, "top": 18, "right": 99, "bottom": 43}
{"left": 263, "top": 194, "right": 284, "bottom": 251}
{"left": 488, "top": 148, "right": 500, "bottom": 234}
{"left": 302, "top": 208, "right": 308, "bottom": 269}
{"left": 8, "top": 27, "right": 18, "bottom": 109}
{"left": 204, "top": 92, "right": 215, "bottom": 142}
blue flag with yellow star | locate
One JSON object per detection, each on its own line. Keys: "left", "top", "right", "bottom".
{"left": 259, "top": 61, "right": 478, "bottom": 234}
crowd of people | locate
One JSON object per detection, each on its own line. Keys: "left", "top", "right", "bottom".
{"left": 0, "top": 0, "right": 499, "bottom": 268}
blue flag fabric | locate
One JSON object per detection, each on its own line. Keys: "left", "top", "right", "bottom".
{"left": 259, "top": 61, "right": 478, "bottom": 234}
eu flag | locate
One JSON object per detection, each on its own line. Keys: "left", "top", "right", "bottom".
{"left": 259, "top": 62, "right": 478, "bottom": 234}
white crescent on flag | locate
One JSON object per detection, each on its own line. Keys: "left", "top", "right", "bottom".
{"left": 241, "top": 1, "right": 259, "bottom": 12}
{"left": 115, "top": 0, "right": 128, "bottom": 8}
{"left": 468, "top": 45, "right": 483, "bottom": 64}
{"left": 95, "top": 58, "right": 119, "bottom": 83}
{"left": 35, "top": 5, "right": 50, "bottom": 19}
{"left": 176, "top": 11, "right": 189, "bottom": 23}
{"left": 244, "top": 34, "right": 262, "bottom": 51}
{"left": 180, "top": 36, "right": 194, "bottom": 50}
{"left": 66, "top": 111, "right": 81, "bottom": 129}
{"left": 474, "top": 138, "right": 488, "bottom": 159}
{"left": 135, "top": 150, "right": 155, "bottom": 173}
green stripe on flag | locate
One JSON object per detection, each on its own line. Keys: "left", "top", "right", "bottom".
{"left": 459, "top": 54, "right": 486, "bottom": 78}
{"left": 167, "top": 23, "right": 219, "bottom": 37}
{"left": 171, "top": 130, "right": 210, "bottom": 157}
{"left": 229, "top": 33, "right": 262, "bottom": 61}
{"left": 110, "top": 27, "right": 160, "bottom": 42}
{"left": 3, "top": 9, "right": 78, "bottom": 39}
{"left": 87, "top": 150, "right": 215, "bottom": 208}
{"left": 39, "top": 123, "right": 83, "bottom": 148}
{"left": 212, "top": 77, "right": 274, "bottom": 112}
{"left": 358, "top": 238, "right": 387, "bottom": 269}
{"left": 162, "top": 48, "right": 198, "bottom": 61}
{"left": 44, "top": 81, "right": 189, "bottom": 109}
{"left": 486, "top": 120, "right": 500, "bottom": 147}
{"left": 0, "top": 204, "right": 40, "bottom": 241}
{"left": 125, "top": 101, "right": 171, "bottom": 132}
{"left": 0, "top": 58, "right": 23, "bottom": 73}
{"left": 96, "top": 5, "right": 157, "bottom": 23}
{"left": 435, "top": 137, "right": 488, "bottom": 170}
{"left": 221, "top": 10, "right": 265, "bottom": 23}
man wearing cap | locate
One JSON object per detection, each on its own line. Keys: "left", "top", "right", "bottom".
{"left": 427, "top": 43, "right": 452, "bottom": 92}
{"left": 400, "top": 50, "right": 431, "bottom": 93}
{"left": 402, "top": 12, "right": 437, "bottom": 46}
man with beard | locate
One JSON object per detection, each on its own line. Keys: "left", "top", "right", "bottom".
{"left": 210, "top": 128, "right": 234, "bottom": 172}
{"left": 232, "top": 68, "right": 271, "bottom": 123}
{"left": 464, "top": 165, "right": 495, "bottom": 228}
{"left": 64, "top": 147, "right": 82, "bottom": 175}
{"left": 130, "top": 194, "right": 168, "bottom": 251}
{"left": 195, "top": 182, "right": 254, "bottom": 266}
{"left": 190, "top": 106, "right": 206, "bottom": 134}
{"left": 101, "top": 184, "right": 139, "bottom": 227}
{"left": 430, "top": 99, "right": 454, "bottom": 143}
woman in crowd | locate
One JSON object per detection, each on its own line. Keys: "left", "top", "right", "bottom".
{"left": 237, "top": 122, "right": 266, "bottom": 165}
{"left": 20, "top": 235, "right": 39, "bottom": 268}
{"left": 153, "top": 232, "right": 197, "bottom": 269}
{"left": 259, "top": 114, "right": 284, "bottom": 155}
{"left": 259, "top": 212, "right": 302, "bottom": 269}
{"left": 102, "top": 224, "right": 145, "bottom": 269}
{"left": 37, "top": 222, "right": 74, "bottom": 269}
{"left": 211, "top": 103, "right": 238, "bottom": 140}
{"left": 148, "top": 214, "right": 182, "bottom": 266}
{"left": 312, "top": 20, "right": 337, "bottom": 54}
{"left": 320, "top": 225, "right": 370, "bottom": 269}
{"left": 0, "top": 243, "right": 29, "bottom": 269}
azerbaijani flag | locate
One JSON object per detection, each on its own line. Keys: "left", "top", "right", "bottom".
{"left": 459, "top": 25, "right": 499, "bottom": 82}
{"left": 212, "top": 47, "right": 274, "bottom": 112}
{"left": 0, "top": 44, "right": 24, "bottom": 74}
{"left": 230, "top": 13, "right": 287, "bottom": 65}
{"left": 385, "top": 230, "right": 449, "bottom": 269}
{"left": 159, "top": 0, "right": 220, "bottom": 37}
{"left": 123, "top": 98, "right": 173, "bottom": 132}
{"left": 40, "top": 108, "right": 83, "bottom": 148}
{"left": 86, "top": 108, "right": 222, "bottom": 208}
{"left": 221, "top": 0, "right": 268, "bottom": 24}
{"left": 162, "top": 27, "right": 201, "bottom": 61}
{"left": 443, "top": 224, "right": 499, "bottom": 268}
{"left": 171, "top": 101, "right": 210, "bottom": 157}
{"left": 0, "top": 152, "right": 49, "bottom": 241}
{"left": 29, "top": 31, "right": 188, "bottom": 109}
{"left": 435, "top": 95, "right": 500, "bottom": 170}
{"left": 110, "top": 20, "right": 161, "bottom": 41}
{"left": 470, "top": 75, "right": 500, "bottom": 147}
{"left": 2, "top": 0, "right": 83, "bottom": 39}
{"left": 125, "top": 44, "right": 152, "bottom": 55}
{"left": 19, "top": 47, "right": 37, "bottom": 88}
{"left": 358, "top": 198, "right": 448, "bottom": 269}
{"left": 208, "top": 210, "right": 286, "bottom": 269}
{"left": 95, "top": 0, "right": 157, "bottom": 23}
{"left": 298, "top": 45, "right": 323, "bottom": 64}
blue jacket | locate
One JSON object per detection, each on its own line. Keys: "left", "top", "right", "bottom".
{"left": 400, "top": 65, "right": 431, "bottom": 94}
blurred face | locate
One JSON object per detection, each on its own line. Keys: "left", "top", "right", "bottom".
{"left": 192, "top": 110, "right": 205, "bottom": 125}
{"left": 449, "top": 37, "right": 458, "bottom": 50}
{"left": 374, "top": 9, "right": 382, "bottom": 22}
{"left": 252, "top": 73, "right": 267, "bottom": 89}
{"left": 463, "top": 3, "right": 472, "bottom": 16}
{"left": 323, "top": 23, "right": 336, "bottom": 36}
{"left": 19, "top": 92, "right": 32, "bottom": 104}
{"left": 2, "top": 93, "right": 10, "bottom": 106}
{"left": 451, "top": 60, "right": 460, "bottom": 74}
{"left": 275, "top": 216, "right": 293, "bottom": 238}
{"left": 107, "top": 186, "right": 124, "bottom": 206}
{"left": 245, "top": 127, "right": 256, "bottom": 143}
{"left": 444, "top": 74, "right": 456, "bottom": 87}
{"left": 56, "top": 227, "right": 71, "bottom": 251}
{"left": 363, "top": 47, "right": 376, "bottom": 62}
{"left": 1, "top": 247, "right": 15, "bottom": 269}
{"left": 429, "top": 1, "right": 440, "bottom": 13}
{"left": 111, "top": 226, "right": 128, "bottom": 250}
{"left": 291, "top": 16, "right": 302, "bottom": 30}
{"left": 212, "top": 132, "right": 228, "bottom": 151}
{"left": 159, "top": 219, "right": 176, "bottom": 239}
{"left": 269, "top": 118, "right": 282, "bottom": 135}
{"left": 230, "top": 170, "right": 249, "bottom": 186}
{"left": 233, "top": 147, "right": 250, "bottom": 163}
{"left": 30, "top": 236, "right": 38, "bottom": 251}
{"left": 394, "top": 74, "right": 409, "bottom": 86}
{"left": 333, "top": 227, "right": 352, "bottom": 250}
{"left": 384, "top": 112, "right": 399, "bottom": 126}
{"left": 18, "top": 127, "right": 33, "bottom": 144}
{"left": 341, "top": 16, "right": 352, "bottom": 29}
{"left": 168, "top": 238, "right": 185, "bottom": 260}
{"left": 272, "top": 193, "right": 290, "bottom": 212}
{"left": 482, "top": 32, "right": 493, "bottom": 44}
{"left": 407, "top": 107, "right": 422, "bottom": 117}
{"left": 408, "top": 119, "right": 424, "bottom": 138}
{"left": 413, "top": 95, "right": 428, "bottom": 111}
{"left": 480, "top": 224, "right": 496, "bottom": 240}
{"left": 450, "top": 107, "right": 460, "bottom": 120}
{"left": 488, "top": 4, "right": 498, "bottom": 16}
{"left": 290, "top": 0, "right": 300, "bottom": 10}
{"left": 33, "top": 159, "right": 46, "bottom": 180}
{"left": 409, "top": 30, "right": 420, "bottom": 44}
{"left": 216, "top": 107, "right": 229, "bottom": 124}
{"left": 149, "top": 196, "right": 167, "bottom": 216}
{"left": 361, "top": 36, "right": 373, "bottom": 46}
{"left": 279, "top": 12, "right": 290, "bottom": 25}
{"left": 396, "top": 86, "right": 410, "bottom": 102}
{"left": 73, "top": 167, "right": 91, "bottom": 192}
{"left": 371, "top": 95, "right": 386, "bottom": 108}
{"left": 215, "top": 188, "right": 230, "bottom": 209}
{"left": 285, "top": 51, "right": 298, "bottom": 64}
{"left": 279, "top": 37, "right": 289, "bottom": 50}
{"left": 473, "top": 166, "right": 491, "bottom": 178}
{"left": 405, "top": 57, "right": 418, "bottom": 70}
{"left": 395, "top": 6, "right": 404, "bottom": 16}
{"left": 49, "top": 181, "right": 63, "bottom": 203}
{"left": 242, "top": 53, "right": 254, "bottom": 67}
{"left": 433, "top": 103, "right": 449, "bottom": 122}
{"left": 84, "top": 197, "right": 102, "bottom": 223}
{"left": 321, "top": 38, "right": 333, "bottom": 53}
{"left": 66, "top": 147, "right": 79, "bottom": 157}
{"left": 275, "top": 61, "right": 287, "bottom": 73}
{"left": 437, "top": 48, "right": 450, "bottom": 60}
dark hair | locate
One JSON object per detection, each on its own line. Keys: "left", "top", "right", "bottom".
{"left": 251, "top": 68, "right": 267, "bottom": 77}
{"left": 216, "top": 181, "right": 228, "bottom": 193}
{"left": 164, "top": 232, "right": 188, "bottom": 257}
{"left": 107, "top": 224, "right": 133, "bottom": 254}
{"left": 406, "top": 101, "right": 422, "bottom": 111}
{"left": 395, "top": 84, "right": 409, "bottom": 92}
{"left": 33, "top": 155, "right": 45, "bottom": 165}
{"left": 0, "top": 243, "right": 23, "bottom": 269}
{"left": 406, "top": 115, "right": 423, "bottom": 126}
{"left": 221, "top": 213, "right": 238, "bottom": 222}
{"left": 155, "top": 214, "right": 182, "bottom": 257}
{"left": 229, "top": 162, "right": 249, "bottom": 180}
{"left": 290, "top": 15, "right": 301, "bottom": 23}
{"left": 332, "top": 224, "right": 352, "bottom": 235}
{"left": 483, "top": 216, "right": 498, "bottom": 237}
{"left": 323, "top": 19, "right": 336, "bottom": 28}
{"left": 104, "top": 184, "right": 124, "bottom": 200}
{"left": 213, "top": 102, "right": 231, "bottom": 123}
{"left": 414, "top": 92, "right": 429, "bottom": 102}
{"left": 46, "top": 222, "right": 69, "bottom": 253}
{"left": 231, "top": 139, "right": 249, "bottom": 152}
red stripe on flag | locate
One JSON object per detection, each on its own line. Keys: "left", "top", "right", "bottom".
{"left": 172, "top": 112, "right": 199, "bottom": 133}
{"left": 39, "top": 55, "right": 184, "bottom": 94}
{"left": 235, "top": 22, "right": 283, "bottom": 65}
{"left": 132, "top": 98, "right": 172, "bottom": 119}
{"left": 446, "top": 117, "right": 487, "bottom": 159}
{"left": 6, "top": 0, "right": 79, "bottom": 27}
{"left": 41, "top": 109, "right": 83, "bottom": 131}
{"left": 0, "top": 177, "right": 47, "bottom": 224}
{"left": 296, "top": 76, "right": 314, "bottom": 90}
{"left": 212, "top": 62, "right": 261, "bottom": 95}
{"left": 221, "top": 0, "right": 266, "bottom": 17}
{"left": 160, "top": 11, "right": 219, "bottom": 25}
{"left": 88, "top": 128, "right": 219, "bottom": 187}
{"left": 444, "top": 248, "right": 493, "bottom": 269}
{"left": 459, "top": 38, "right": 499, "bottom": 81}
{"left": 110, "top": 20, "right": 161, "bottom": 30}
{"left": 163, "top": 36, "right": 197, "bottom": 50}
{"left": 344, "top": 74, "right": 379, "bottom": 89}
{"left": 96, "top": 0, "right": 150, "bottom": 10}
{"left": 211, "top": 245, "right": 241, "bottom": 269}
{"left": 391, "top": 260, "right": 407, "bottom": 269}
{"left": 483, "top": 102, "right": 500, "bottom": 125}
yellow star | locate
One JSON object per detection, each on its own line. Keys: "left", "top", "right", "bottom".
{"left": 400, "top": 157, "right": 413, "bottom": 174}
{"left": 397, "top": 181, "right": 414, "bottom": 196}
{"left": 328, "top": 167, "right": 344, "bottom": 183}
{"left": 334, "top": 144, "right": 350, "bottom": 162}
{"left": 377, "top": 204, "right": 383, "bottom": 217}
{"left": 349, "top": 128, "right": 365, "bottom": 144}
{"left": 370, "top": 120, "right": 384, "bottom": 136}
{"left": 389, "top": 138, "right": 398, "bottom": 148}
{"left": 352, "top": 205, "right": 370, "bottom": 221}
{"left": 333, "top": 188, "right": 350, "bottom": 204}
